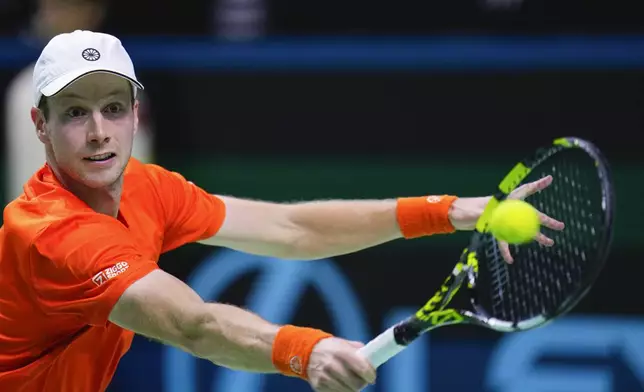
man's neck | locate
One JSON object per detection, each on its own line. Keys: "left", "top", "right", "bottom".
{"left": 73, "top": 185, "right": 122, "bottom": 218}
{"left": 48, "top": 164, "right": 123, "bottom": 218}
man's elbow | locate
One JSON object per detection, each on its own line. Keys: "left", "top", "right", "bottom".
{"left": 199, "top": 210, "right": 323, "bottom": 260}
{"left": 175, "top": 304, "right": 268, "bottom": 371}
{"left": 179, "top": 308, "right": 223, "bottom": 359}
{"left": 272, "top": 229, "right": 325, "bottom": 261}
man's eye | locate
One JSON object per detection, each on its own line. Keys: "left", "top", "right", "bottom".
{"left": 66, "top": 108, "right": 86, "bottom": 118}
{"left": 104, "top": 104, "right": 123, "bottom": 114}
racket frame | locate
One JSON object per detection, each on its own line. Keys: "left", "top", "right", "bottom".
{"left": 358, "top": 136, "right": 615, "bottom": 368}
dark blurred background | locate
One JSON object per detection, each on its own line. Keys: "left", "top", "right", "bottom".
{"left": 2, "top": 0, "right": 644, "bottom": 391}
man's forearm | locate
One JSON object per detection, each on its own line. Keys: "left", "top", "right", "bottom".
{"left": 190, "top": 303, "right": 280, "bottom": 373}
{"left": 110, "top": 270, "right": 290, "bottom": 374}
{"left": 285, "top": 196, "right": 490, "bottom": 259}
{"left": 285, "top": 199, "right": 402, "bottom": 259}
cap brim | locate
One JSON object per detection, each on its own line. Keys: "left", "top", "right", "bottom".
{"left": 40, "top": 68, "right": 144, "bottom": 98}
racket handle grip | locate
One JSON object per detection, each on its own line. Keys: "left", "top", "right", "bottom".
{"left": 357, "top": 326, "right": 407, "bottom": 369}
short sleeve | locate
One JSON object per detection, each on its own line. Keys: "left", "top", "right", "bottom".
{"left": 145, "top": 164, "right": 226, "bottom": 253}
{"left": 29, "top": 214, "right": 159, "bottom": 326}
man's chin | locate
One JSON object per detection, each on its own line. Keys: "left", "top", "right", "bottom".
{"left": 78, "top": 168, "right": 125, "bottom": 190}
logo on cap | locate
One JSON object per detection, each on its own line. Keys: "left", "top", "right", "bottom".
{"left": 82, "top": 48, "right": 101, "bottom": 62}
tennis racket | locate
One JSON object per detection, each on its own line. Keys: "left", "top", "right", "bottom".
{"left": 358, "top": 136, "right": 615, "bottom": 368}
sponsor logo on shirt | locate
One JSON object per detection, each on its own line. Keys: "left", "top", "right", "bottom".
{"left": 92, "top": 261, "right": 130, "bottom": 286}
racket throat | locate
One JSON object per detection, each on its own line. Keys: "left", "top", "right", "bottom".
{"left": 394, "top": 310, "right": 471, "bottom": 345}
{"left": 392, "top": 317, "right": 427, "bottom": 345}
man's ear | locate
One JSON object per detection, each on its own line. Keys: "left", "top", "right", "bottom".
{"left": 133, "top": 100, "right": 140, "bottom": 136}
{"left": 31, "top": 107, "right": 48, "bottom": 144}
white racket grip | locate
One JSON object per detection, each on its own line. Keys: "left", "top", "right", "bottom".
{"left": 357, "top": 326, "right": 406, "bottom": 369}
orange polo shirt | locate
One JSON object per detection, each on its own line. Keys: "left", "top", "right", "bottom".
{"left": 0, "top": 158, "right": 226, "bottom": 392}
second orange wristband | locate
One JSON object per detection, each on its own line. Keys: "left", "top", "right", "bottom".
{"left": 271, "top": 325, "right": 333, "bottom": 380}
{"left": 396, "top": 195, "right": 458, "bottom": 239}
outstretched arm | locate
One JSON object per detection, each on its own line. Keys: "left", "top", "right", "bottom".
{"left": 109, "top": 269, "right": 279, "bottom": 372}
{"left": 200, "top": 194, "right": 486, "bottom": 260}
{"left": 200, "top": 196, "right": 405, "bottom": 260}
{"left": 200, "top": 177, "right": 563, "bottom": 262}
{"left": 109, "top": 269, "right": 376, "bottom": 391}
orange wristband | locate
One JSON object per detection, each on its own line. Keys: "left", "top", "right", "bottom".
{"left": 396, "top": 195, "right": 458, "bottom": 238}
{"left": 272, "top": 325, "right": 333, "bottom": 379}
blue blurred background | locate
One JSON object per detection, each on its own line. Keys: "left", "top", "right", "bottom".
{"left": 2, "top": 0, "right": 644, "bottom": 391}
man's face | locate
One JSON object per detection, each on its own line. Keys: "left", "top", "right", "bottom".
{"left": 34, "top": 72, "right": 139, "bottom": 190}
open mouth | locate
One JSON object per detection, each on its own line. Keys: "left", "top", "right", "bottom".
{"left": 84, "top": 153, "right": 116, "bottom": 162}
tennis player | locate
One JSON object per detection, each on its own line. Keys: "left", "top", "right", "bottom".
{"left": 0, "top": 30, "right": 564, "bottom": 392}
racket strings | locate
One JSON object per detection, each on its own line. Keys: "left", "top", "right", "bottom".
{"left": 478, "top": 149, "right": 609, "bottom": 324}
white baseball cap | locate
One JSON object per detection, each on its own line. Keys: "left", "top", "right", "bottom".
{"left": 32, "top": 30, "right": 144, "bottom": 107}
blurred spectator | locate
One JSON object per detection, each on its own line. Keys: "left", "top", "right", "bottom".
{"left": 4, "top": 0, "right": 154, "bottom": 202}
{"left": 213, "top": 0, "right": 267, "bottom": 40}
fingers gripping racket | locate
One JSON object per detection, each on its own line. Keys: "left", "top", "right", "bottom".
{"left": 358, "top": 137, "right": 615, "bottom": 368}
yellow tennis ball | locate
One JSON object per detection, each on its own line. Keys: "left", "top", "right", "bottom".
{"left": 488, "top": 199, "right": 540, "bottom": 244}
